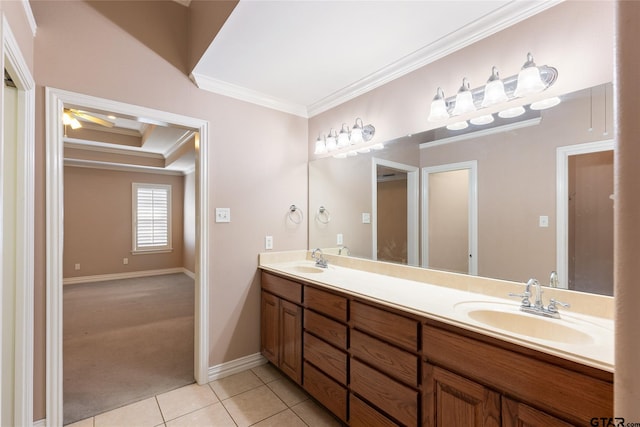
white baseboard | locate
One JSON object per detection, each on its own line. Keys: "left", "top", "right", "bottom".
{"left": 183, "top": 269, "right": 195, "bottom": 279}
{"left": 33, "top": 419, "right": 45, "bottom": 427}
{"left": 63, "top": 267, "right": 191, "bottom": 285}
{"left": 208, "top": 353, "right": 267, "bottom": 382}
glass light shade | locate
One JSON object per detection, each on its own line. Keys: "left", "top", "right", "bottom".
{"left": 428, "top": 98, "right": 449, "bottom": 122}
{"left": 314, "top": 136, "right": 327, "bottom": 155}
{"left": 325, "top": 133, "right": 337, "bottom": 152}
{"left": 530, "top": 96, "right": 561, "bottom": 110}
{"left": 70, "top": 118, "right": 82, "bottom": 129}
{"left": 452, "top": 90, "right": 476, "bottom": 116}
{"left": 337, "top": 125, "right": 350, "bottom": 148}
{"left": 481, "top": 79, "right": 508, "bottom": 107}
{"left": 498, "top": 106, "right": 526, "bottom": 118}
{"left": 514, "top": 66, "right": 546, "bottom": 97}
{"left": 470, "top": 114, "right": 495, "bottom": 126}
{"left": 62, "top": 112, "right": 73, "bottom": 125}
{"left": 446, "top": 121, "right": 469, "bottom": 131}
{"left": 350, "top": 118, "right": 364, "bottom": 144}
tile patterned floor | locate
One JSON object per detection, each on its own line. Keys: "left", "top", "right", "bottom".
{"left": 66, "top": 363, "right": 343, "bottom": 427}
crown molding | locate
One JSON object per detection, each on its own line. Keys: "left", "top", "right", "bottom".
{"left": 163, "top": 129, "right": 195, "bottom": 159}
{"left": 21, "top": 0, "right": 37, "bottom": 36}
{"left": 190, "top": 72, "right": 309, "bottom": 118}
{"left": 64, "top": 139, "right": 164, "bottom": 159}
{"left": 64, "top": 158, "right": 186, "bottom": 176}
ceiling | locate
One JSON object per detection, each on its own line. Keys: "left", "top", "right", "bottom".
{"left": 190, "top": 0, "right": 561, "bottom": 117}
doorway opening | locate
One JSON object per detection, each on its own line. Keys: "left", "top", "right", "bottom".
{"left": 372, "top": 158, "right": 419, "bottom": 266}
{"left": 557, "top": 140, "right": 613, "bottom": 295}
{"left": 46, "top": 88, "right": 210, "bottom": 426}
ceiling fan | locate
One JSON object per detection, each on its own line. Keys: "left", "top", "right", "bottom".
{"left": 63, "top": 108, "right": 115, "bottom": 129}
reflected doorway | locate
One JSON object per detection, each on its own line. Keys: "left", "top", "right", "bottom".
{"left": 372, "top": 158, "right": 419, "bottom": 266}
{"left": 558, "top": 140, "right": 613, "bottom": 295}
{"left": 422, "top": 161, "right": 478, "bottom": 275}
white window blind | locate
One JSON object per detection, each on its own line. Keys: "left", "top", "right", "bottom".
{"left": 133, "top": 183, "right": 172, "bottom": 252}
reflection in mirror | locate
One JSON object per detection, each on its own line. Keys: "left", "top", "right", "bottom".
{"left": 309, "top": 83, "right": 614, "bottom": 296}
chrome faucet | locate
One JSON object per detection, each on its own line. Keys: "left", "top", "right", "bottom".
{"left": 509, "top": 277, "right": 570, "bottom": 319}
{"left": 549, "top": 271, "right": 559, "bottom": 288}
{"left": 311, "top": 248, "right": 328, "bottom": 268}
{"left": 338, "top": 246, "right": 350, "bottom": 256}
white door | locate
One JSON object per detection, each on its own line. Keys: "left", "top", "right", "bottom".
{"left": 422, "top": 161, "right": 478, "bottom": 275}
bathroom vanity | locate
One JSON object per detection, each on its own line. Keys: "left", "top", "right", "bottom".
{"left": 259, "top": 251, "right": 613, "bottom": 426}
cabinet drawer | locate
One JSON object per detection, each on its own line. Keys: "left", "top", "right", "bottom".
{"left": 351, "top": 301, "right": 419, "bottom": 351}
{"left": 350, "top": 394, "right": 398, "bottom": 427}
{"left": 351, "top": 329, "right": 418, "bottom": 387}
{"left": 303, "top": 332, "right": 347, "bottom": 384}
{"left": 261, "top": 272, "right": 302, "bottom": 304}
{"left": 303, "top": 361, "right": 347, "bottom": 422}
{"left": 350, "top": 359, "right": 418, "bottom": 427}
{"left": 304, "top": 309, "right": 347, "bottom": 349}
{"left": 304, "top": 286, "right": 348, "bottom": 322}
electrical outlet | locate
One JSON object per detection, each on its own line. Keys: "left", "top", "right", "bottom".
{"left": 215, "top": 208, "right": 231, "bottom": 223}
{"left": 265, "top": 235, "right": 273, "bottom": 250}
{"left": 123, "top": 258, "right": 129, "bottom": 265}
{"left": 74, "top": 263, "right": 80, "bottom": 270}
{"left": 337, "top": 233, "right": 343, "bottom": 245}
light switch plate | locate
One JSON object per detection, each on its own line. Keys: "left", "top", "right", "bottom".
{"left": 337, "top": 233, "right": 343, "bottom": 245}
{"left": 216, "top": 208, "right": 231, "bottom": 223}
{"left": 362, "top": 213, "right": 371, "bottom": 224}
{"left": 539, "top": 215, "right": 549, "bottom": 227}
{"left": 265, "top": 235, "right": 273, "bottom": 250}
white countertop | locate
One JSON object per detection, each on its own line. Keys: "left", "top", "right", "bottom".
{"left": 259, "top": 253, "right": 614, "bottom": 373}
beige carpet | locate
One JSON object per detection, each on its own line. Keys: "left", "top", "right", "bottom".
{"left": 63, "top": 273, "right": 195, "bottom": 425}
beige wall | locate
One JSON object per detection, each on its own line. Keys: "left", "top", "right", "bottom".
{"left": 31, "top": 1, "right": 308, "bottom": 420}
{"left": 63, "top": 167, "right": 185, "bottom": 278}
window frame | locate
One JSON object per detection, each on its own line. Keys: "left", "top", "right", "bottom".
{"left": 132, "top": 182, "right": 173, "bottom": 254}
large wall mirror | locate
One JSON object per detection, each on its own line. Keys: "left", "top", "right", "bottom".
{"left": 309, "top": 82, "right": 613, "bottom": 296}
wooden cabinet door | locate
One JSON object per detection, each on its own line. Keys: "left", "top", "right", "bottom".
{"left": 502, "top": 397, "right": 573, "bottom": 427}
{"left": 260, "top": 291, "right": 279, "bottom": 365}
{"left": 279, "top": 299, "right": 302, "bottom": 383}
{"left": 424, "top": 364, "right": 500, "bottom": 427}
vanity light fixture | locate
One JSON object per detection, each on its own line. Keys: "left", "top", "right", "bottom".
{"left": 315, "top": 117, "right": 378, "bottom": 158}
{"left": 426, "top": 53, "right": 558, "bottom": 128}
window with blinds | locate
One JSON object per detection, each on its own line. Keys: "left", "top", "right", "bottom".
{"left": 132, "top": 183, "right": 172, "bottom": 253}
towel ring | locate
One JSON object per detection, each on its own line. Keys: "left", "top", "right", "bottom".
{"left": 316, "top": 206, "right": 331, "bottom": 224}
{"left": 288, "top": 204, "right": 303, "bottom": 224}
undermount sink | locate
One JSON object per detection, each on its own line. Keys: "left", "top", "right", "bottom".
{"left": 454, "top": 301, "right": 606, "bottom": 345}
{"left": 290, "top": 265, "right": 325, "bottom": 274}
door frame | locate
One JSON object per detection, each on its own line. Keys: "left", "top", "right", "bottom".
{"left": 1, "top": 14, "right": 36, "bottom": 427}
{"left": 45, "top": 87, "right": 210, "bottom": 426}
{"left": 556, "top": 139, "right": 613, "bottom": 290}
{"left": 371, "top": 158, "right": 419, "bottom": 266}
{"left": 421, "top": 160, "right": 478, "bottom": 275}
